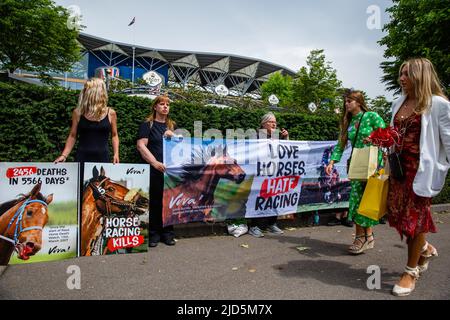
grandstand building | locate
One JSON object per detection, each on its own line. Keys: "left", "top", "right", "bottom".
{"left": 7, "top": 33, "right": 296, "bottom": 98}
{"left": 77, "top": 33, "right": 296, "bottom": 97}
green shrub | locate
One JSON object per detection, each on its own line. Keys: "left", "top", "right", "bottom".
{"left": 0, "top": 82, "right": 340, "bottom": 163}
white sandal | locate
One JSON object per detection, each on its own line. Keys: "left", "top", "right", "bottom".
{"left": 392, "top": 266, "right": 420, "bottom": 297}
{"left": 418, "top": 242, "right": 438, "bottom": 274}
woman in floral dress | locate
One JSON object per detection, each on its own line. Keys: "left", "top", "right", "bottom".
{"left": 388, "top": 58, "right": 450, "bottom": 297}
{"left": 326, "top": 90, "right": 385, "bottom": 254}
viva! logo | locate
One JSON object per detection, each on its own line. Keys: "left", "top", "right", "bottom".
{"left": 259, "top": 176, "right": 300, "bottom": 199}
{"left": 6, "top": 166, "right": 37, "bottom": 178}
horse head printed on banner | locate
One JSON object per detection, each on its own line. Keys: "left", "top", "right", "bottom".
{"left": 81, "top": 166, "right": 149, "bottom": 256}
{"left": 0, "top": 183, "right": 53, "bottom": 265}
{"left": 163, "top": 145, "right": 246, "bottom": 226}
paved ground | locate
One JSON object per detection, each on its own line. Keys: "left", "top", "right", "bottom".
{"left": 1, "top": 210, "right": 449, "bottom": 300}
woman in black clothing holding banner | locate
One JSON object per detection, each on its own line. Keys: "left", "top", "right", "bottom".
{"left": 137, "top": 95, "right": 177, "bottom": 247}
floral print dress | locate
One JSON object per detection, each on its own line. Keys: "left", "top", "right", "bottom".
{"left": 387, "top": 113, "right": 436, "bottom": 240}
{"left": 331, "top": 111, "right": 386, "bottom": 227}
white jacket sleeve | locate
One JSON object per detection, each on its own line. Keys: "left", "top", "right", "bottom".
{"left": 438, "top": 99, "right": 450, "bottom": 162}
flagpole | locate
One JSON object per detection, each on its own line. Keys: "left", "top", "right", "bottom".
{"left": 132, "top": 46, "right": 135, "bottom": 91}
{"left": 131, "top": 18, "right": 136, "bottom": 93}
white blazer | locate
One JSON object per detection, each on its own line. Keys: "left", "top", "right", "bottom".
{"left": 391, "top": 95, "right": 450, "bottom": 197}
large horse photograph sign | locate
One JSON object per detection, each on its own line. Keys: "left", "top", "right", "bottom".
{"left": 0, "top": 163, "right": 79, "bottom": 265}
{"left": 81, "top": 163, "right": 150, "bottom": 256}
{"left": 163, "top": 139, "right": 249, "bottom": 226}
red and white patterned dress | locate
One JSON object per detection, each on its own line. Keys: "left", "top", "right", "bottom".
{"left": 387, "top": 113, "right": 436, "bottom": 240}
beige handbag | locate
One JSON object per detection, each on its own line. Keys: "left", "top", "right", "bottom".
{"left": 348, "top": 146, "right": 379, "bottom": 180}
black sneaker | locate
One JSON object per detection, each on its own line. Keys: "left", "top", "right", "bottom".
{"left": 327, "top": 217, "right": 342, "bottom": 226}
{"left": 163, "top": 238, "right": 176, "bottom": 246}
{"left": 379, "top": 216, "right": 387, "bottom": 224}
{"left": 149, "top": 234, "right": 160, "bottom": 247}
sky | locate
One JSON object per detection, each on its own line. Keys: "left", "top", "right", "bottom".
{"left": 54, "top": 0, "right": 396, "bottom": 100}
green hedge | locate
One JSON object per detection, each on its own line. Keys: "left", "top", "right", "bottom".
{"left": 0, "top": 82, "right": 340, "bottom": 163}
{"left": 0, "top": 82, "right": 448, "bottom": 204}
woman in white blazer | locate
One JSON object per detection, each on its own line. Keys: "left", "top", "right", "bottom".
{"left": 388, "top": 58, "right": 450, "bottom": 297}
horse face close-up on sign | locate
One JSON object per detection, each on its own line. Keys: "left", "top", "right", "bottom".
{"left": 0, "top": 183, "right": 53, "bottom": 265}
{"left": 81, "top": 165, "right": 149, "bottom": 256}
{"left": 163, "top": 145, "right": 246, "bottom": 226}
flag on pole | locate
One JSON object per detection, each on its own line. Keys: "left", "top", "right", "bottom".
{"left": 128, "top": 17, "right": 135, "bottom": 26}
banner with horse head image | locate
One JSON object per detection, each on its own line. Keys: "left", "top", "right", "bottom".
{"left": 81, "top": 163, "right": 150, "bottom": 256}
{"left": 163, "top": 138, "right": 352, "bottom": 226}
{"left": 0, "top": 162, "right": 79, "bottom": 265}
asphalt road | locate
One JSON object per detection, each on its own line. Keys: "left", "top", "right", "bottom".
{"left": 1, "top": 212, "right": 449, "bottom": 300}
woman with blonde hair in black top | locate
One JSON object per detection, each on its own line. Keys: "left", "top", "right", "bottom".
{"left": 55, "top": 77, "right": 119, "bottom": 164}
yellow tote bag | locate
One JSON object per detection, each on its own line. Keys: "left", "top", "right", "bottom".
{"left": 357, "top": 172, "right": 389, "bottom": 221}
{"left": 348, "top": 146, "right": 378, "bottom": 180}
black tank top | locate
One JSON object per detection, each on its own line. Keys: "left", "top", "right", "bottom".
{"left": 75, "top": 110, "right": 111, "bottom": 163}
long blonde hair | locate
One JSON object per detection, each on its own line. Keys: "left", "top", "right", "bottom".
{"left": 77, "top": 78, "right": 108, "bottom": 119}
{"left": 399, "top": 58, "right": 448, "bottom": 114}
{"left": 145, "top": 95, "right": 176, "bottom": 130}
{"left": 338, "top": 90, "right": 369, "bottom": 149}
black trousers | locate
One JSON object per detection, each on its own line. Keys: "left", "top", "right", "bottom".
{"left": 249, "top": 216, "right": 278, "bottom": 228}
{"left": 149, "top": 171, "right": 174, "bottom": 242}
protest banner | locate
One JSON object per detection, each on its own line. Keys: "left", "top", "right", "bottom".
{"left": 162, "top": 138, "right": 351, "bottom": 226}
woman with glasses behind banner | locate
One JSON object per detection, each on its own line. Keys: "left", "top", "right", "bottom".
{"left": 137, "top": 95, "right": 177, "bottom": 248}
{"left": 387, "top": 58, "right": 450, "bottom": 297}
{"left": 325, "top": 90, "right": 385, "bottom": 254}
{"left": 247, "top": 112, "right": 289, "bottom": 238}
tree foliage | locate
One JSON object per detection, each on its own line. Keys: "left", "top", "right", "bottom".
{"left": 260, "top": 50, "right": 343, "bottom": 113}
{"left": 292, "top": 49, "right": 343, "bottom": 112}
{"left": 260, "top": 72, "right": 294, "bottom": 107}
{"left": 0, "top": 0, "right": 81, "bottom": 75}
{"left": 379, "top": 0, "right": 450, "bottom": 95}
{"left": 368, "top": 95, "right": 392, "bottom": 123}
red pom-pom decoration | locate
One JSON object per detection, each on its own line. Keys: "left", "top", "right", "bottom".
{"left": 367, "top": 126, "right": 400, "bottom": 148}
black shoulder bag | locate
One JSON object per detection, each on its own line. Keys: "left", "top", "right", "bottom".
{"left": 388, "top": 151, "right": 404, "bottom": 180}
{"left": 387, "top": 110, "right": 406, "bottom": 180}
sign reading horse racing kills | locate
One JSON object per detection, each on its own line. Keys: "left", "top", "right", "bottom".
{"left": 81, "top": 163, "right": 150, "bottom": 256}
{"left": 104, "top": 216, "right": 144, "bottom": 252}
{"left": 0, "top": 162, "right": 79, "bottom": 265}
